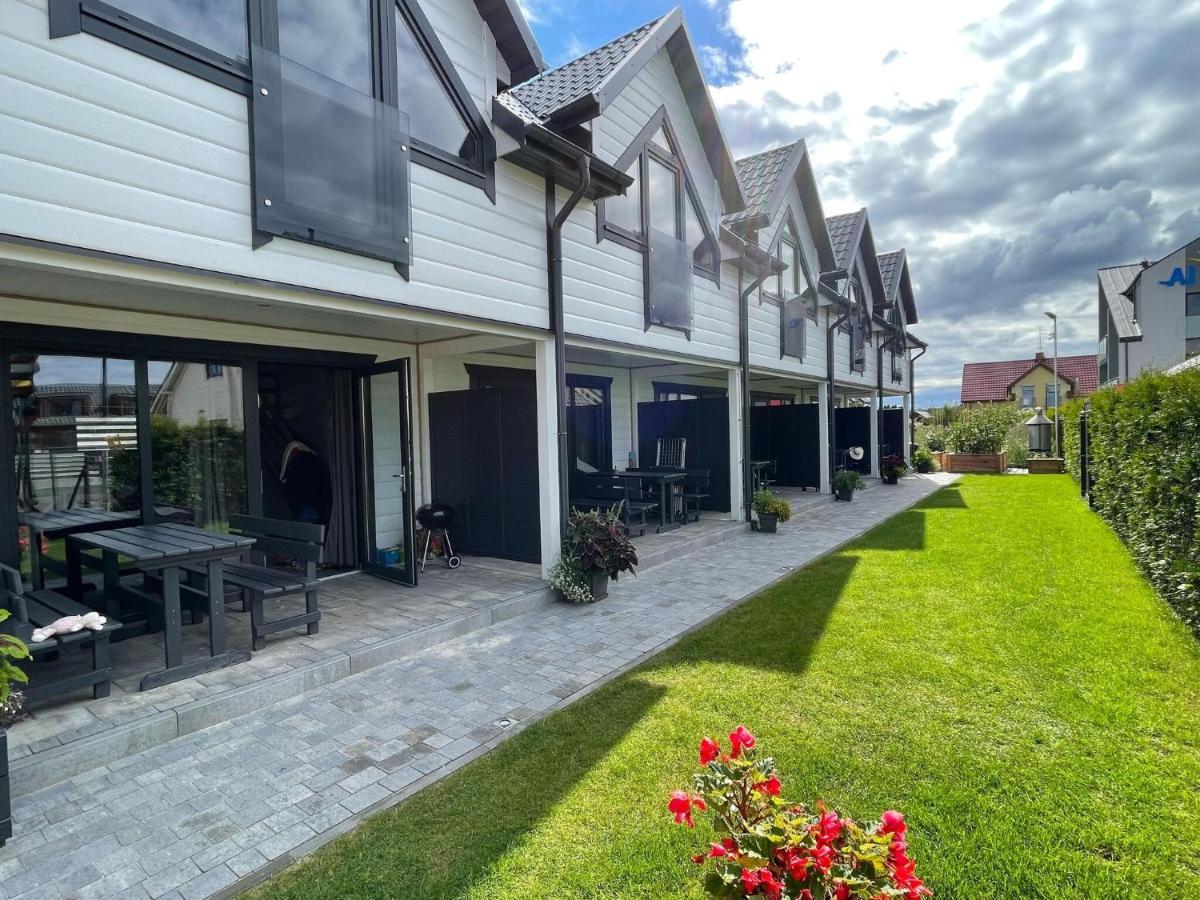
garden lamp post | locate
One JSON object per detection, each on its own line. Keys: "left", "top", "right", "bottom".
{"left": 1043, "top": 310, "right": 1059, "bottom": 456}
{"left": 1025, "top": 407, "right": 1052, "bottom": 455}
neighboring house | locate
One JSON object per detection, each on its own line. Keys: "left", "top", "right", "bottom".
{"left": 960, "top": 352, "right": 1098, "bottom": 407}
{"left": 0, "top": 2, "right": 926, "bottom": 582}
{"left": 1097, "top": 236, "right": 1200, "bottom": 385}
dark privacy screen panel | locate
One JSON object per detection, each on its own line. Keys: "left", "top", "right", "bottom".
{"left": 250, "top": 48, "right": 412, "bottom": 266}
{"left": 647, "top": 227, "right": 693, "bottom": 332}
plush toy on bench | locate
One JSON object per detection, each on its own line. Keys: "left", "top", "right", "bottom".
{"left": 30, "top": 611, "right": 108, "bottom": 643}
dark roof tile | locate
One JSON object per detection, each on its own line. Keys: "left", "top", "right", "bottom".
{"left": 826, "top": 210, "right": 866, "bottom": 270}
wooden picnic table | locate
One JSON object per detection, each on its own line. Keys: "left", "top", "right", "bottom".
{"left": 66, "top": 523, "right": 255, "bottom": 691}
{"left": 616, "top": 470, "right": 686, "bottom": 534}
{"left": 20, "top": 506, "right": 193, "bottom": 590}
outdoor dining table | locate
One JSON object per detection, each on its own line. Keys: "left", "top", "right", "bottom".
{"left": 750, "top": 460, "right": 775, "bottom": 493}
{"left": 616, "top": 470, "right": 686, "bottom": 534}
{"left": 20, "top": 506, "right": 195, "bottom": 590}
{"left": 65, "top": 522, "right": 255, "bottom": 691}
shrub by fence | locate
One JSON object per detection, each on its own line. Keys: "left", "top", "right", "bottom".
{"left": 1063, "top": 369, "right": 1200, "bottom": 630}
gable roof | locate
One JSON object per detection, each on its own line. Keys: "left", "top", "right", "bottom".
{"left": 1097, "top": 263, "right": 1144, "bottom": 340}
{"left": 478, "top": 0, "right": 545, "bottom": 82}
{"left": 503, "top": 8, "right": 743, "bottom": 211}
{"left": 877, "top": 248, "right": 918, "bottom": 325}
{"left": 960, "top": 354, "right": 1099, "bottom": 403}
{"left": 825, "top": 208, "right": 887, "bottom": 309}
{"left": 723, "top": 141, "right": 838, "bottom": 275}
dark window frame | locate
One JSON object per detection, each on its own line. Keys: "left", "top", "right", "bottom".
{"left": 48, "top": 0, "right": 496, "bottom": 200}
{"left": 1186, "top": 291, "right": 1200, "bottom": 318}
{"left": 596, "top": 107, "right": 721, "bottom": 287}
{"left": 565, "top": 373, "right": 613, "bottom": 474}
{"left": 652, "top": 381, "right": 727, "bottom": 402}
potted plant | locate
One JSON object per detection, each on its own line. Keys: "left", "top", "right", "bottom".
{"left": 552, "top": 504, "right": 638, "bottom": 602}
{"left": 881, "top": 454, "right": 908, "bottom": 485}
{"left": 833, "top": 468, "right": 863, "bottom": 502}
{"left": 752, "top": 490, "right": 791, "bottom": 533}
{"left": 0, "top": 608, "right": 31, "bottom": 848}
{"left": 913, "top": 447, "right": 938, "bottom": 473}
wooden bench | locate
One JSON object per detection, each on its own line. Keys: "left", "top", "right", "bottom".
{"left": 0, "top": 564, "right": 121, "bottom": 703}
{"left": 679, "top": 468, "right": 710, "bottom": 522}
{"left": 570, "top": 475, "right": 658, "bottom": 537}
{"left": 185, "top": 516, "right": 324, "bottom": 651}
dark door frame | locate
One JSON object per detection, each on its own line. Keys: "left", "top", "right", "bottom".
{"left": 357, "top": 359, "right": 417, "bottom": 585}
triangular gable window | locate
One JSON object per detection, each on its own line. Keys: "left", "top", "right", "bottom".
{"left": 597, "top": 106, "right": 720, "bottom": 285}
{"left": 393, "top": 1, "right": 479, "bottom": 167}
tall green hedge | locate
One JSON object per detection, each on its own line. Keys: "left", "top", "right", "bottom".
{"left": 1062, "top": 369, "right": 1200, "bottom": 630}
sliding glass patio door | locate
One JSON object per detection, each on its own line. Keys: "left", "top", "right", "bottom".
{"left": 359, "top": 361, "right": 416, "bottom": 585}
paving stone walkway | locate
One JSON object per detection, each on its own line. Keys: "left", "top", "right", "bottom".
{"left": 0, "top": 474, "right": 957, "bottom": 900}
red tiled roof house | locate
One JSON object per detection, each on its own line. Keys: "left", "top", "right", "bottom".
{"left": 960, "top": 351, "right": 1099, "bottom": 407}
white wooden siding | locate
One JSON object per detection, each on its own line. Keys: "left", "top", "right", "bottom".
{"left": 562, "top": 47, "right": 737, "bottom": 364}
{"left": 0, "top": 0, "right": 549, "bottom": 330}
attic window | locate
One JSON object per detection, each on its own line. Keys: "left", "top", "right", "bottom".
{"left": 597, "top": 108, "right": 720, "bottom": 287}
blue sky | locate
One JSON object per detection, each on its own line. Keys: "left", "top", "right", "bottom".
{"left": 522, "top": 1, "right": 1200, "bottom": 409}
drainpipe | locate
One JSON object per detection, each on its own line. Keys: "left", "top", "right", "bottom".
{"left": 875, "top": 329, "right": 898, "bottom": 457}
{"left": 737, "top": 245, "right": 771, "bottom": 521}
{"left": 547, "top": 156, "right": 591, "bottom": 537}
{"left": 826, "top": 305, "right": 851, "bottom": 483}
{"left": 909, "top": 344, "right": 927, "bottom": 453}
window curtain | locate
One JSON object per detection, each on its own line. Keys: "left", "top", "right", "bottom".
{"left": 325, "top": 369, "right": 358, "bottom": 567}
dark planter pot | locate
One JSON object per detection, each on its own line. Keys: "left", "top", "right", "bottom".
{"left": 1, "top": 729, "right": 11, "bottom": 848}
{"left": 835, "top": 487, "right": 855, "bottom": 502}
{"left": 589, "top": 572, "right": 610, "bottom": 601}
{"left": 883, "top": 473, "right": 899, "bottom": 485}
{"left": 758, "top": 514, "right": 778, "bottom": 534}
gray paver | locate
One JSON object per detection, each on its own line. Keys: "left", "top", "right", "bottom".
{"left": 0, "top": 475, "right": 954, "bottom": 899}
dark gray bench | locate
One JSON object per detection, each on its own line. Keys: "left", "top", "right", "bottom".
{"left": 185, "top": 516, "right": 324, "bottom": 651}
{"left": 679, "top": 469, "right": 710, "bottom": 522}
{"left": 570, "top": 475, "right": 658, "bottom": 537}
{"left": 0, "top": 563, "right": 121, "bottom": 703}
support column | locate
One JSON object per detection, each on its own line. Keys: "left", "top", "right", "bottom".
{"left": 902, "top": 392, "right": 913, "bottom": 462}
{"left": 727, "top": 367, "right": 744, "bottom": 520}
{"left": 817, "top": 382, "right": 831, "bottom": 494}
{"left": 534, "top": 337, "right": 562, "bottom": 578}
{"left": 416, "top": 353, "right": 436, "bottom": 509}
{"left": 869, "top": 393, "right": 881, "bottom": 477}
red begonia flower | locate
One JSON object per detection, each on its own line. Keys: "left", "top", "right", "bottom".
{"left": 880, "top": 810, "right": 907, "bottom": 836}
{"left": 810, "top": 842, "right": 835, "bottom": 874}
{"left": 699, "top": 737, "right": 720, "bottom": 766}
{"left": 835, "top": 881, "right": 850, "bottom": 900}
{"left": 753, "top": 775, "right": 782, "bottom": 796}
{"left": 729, "top": 726, "right": 756, "bottom": 758}
{"left": 668, "top": 790, "right": 705, "bottom": 827}
{"left": 741, "top": 868, "right": 761, "bottom": 893}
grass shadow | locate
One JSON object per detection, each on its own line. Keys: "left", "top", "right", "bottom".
{"left": 857, "top": 508, "right": 925, "bottom": 551}
{"left": 918, "top": 485, "right": 968, "bottom": 508}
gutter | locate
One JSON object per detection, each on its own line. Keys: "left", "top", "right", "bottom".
{"left": 909, "top": 344, "right": 927, "bottom": 445}
{"left": 547, "top": 154, "right": 592, "bottom": 538}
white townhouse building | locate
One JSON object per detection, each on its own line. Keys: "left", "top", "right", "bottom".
{"left": 1097, "top": 236, "right": 1200, "bottom": 385}
{"left": 0, "top": 1, "right": 924, "bottom": 585}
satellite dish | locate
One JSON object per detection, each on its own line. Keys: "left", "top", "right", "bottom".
{"left": 848, "top": 446, "right": 865, "bottom": 461}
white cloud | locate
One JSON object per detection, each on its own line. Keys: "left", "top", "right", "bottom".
{"left": 707, "top": 0, "right": 1200, "bottom": 405}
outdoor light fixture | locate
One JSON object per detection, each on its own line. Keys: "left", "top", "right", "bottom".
{"left": 1026, "top": 407, "right": 1053, "bottom": 454}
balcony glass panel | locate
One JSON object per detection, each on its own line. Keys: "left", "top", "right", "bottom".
{"left": 250, "top": 47, "right": 411, "bottom": 265}
{"left": 782, "top": 296, "right": 806, "bottom": 358}
{"left": 647, "top": 227, "right": 692, "bottom": 331}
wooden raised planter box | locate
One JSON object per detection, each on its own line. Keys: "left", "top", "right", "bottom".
{"left": 943, "top": 452, "right": 1007, "bottom": 473}
{"left": 1027, "top": 457, "right": 1064, "bottom": 474}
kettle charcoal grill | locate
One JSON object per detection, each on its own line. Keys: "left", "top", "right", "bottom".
{"left": 416, "top": 502, "right": 460, "bottom": 572}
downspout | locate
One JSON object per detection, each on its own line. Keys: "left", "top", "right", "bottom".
{"left": 547, "top": 156, "right": 591, "bottom": 537}
{"left": 909, "top": 344, "right": 927, "bottom": 452}
{"left": 826, "top": 304, "right": 851, "bottom": 483}
{"left": 738, "top": 245, "right": 771, "bottom": 521}
{"left": 876, "top": 329, "right": 899, "bottom": 458}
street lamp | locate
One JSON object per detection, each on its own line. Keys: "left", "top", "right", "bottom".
{"left": 1043, "top": 311, "right": 1059, "bottom": 457}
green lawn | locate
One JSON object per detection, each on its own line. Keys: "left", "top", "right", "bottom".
{"left": 254, "top": 476, "right": 1200, "bottom": 899}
